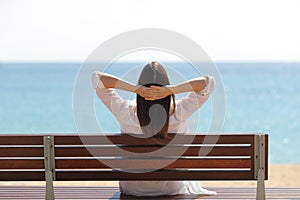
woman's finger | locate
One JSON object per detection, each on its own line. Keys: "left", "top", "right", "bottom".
{"left": 150, "top": 85, "right": 161, "bottom": 90}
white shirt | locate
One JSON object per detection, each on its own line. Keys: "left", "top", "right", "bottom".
{"left": 92, "top": 72, "right": 217, "bottom": 196}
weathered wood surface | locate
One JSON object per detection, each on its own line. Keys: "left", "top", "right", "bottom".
{"left": 0, "top": 186, "right": 299, "bottom": 199}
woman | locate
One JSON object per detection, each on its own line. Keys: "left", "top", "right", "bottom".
{"left": 92, "top": 61, "right": 216, "bottom": 196}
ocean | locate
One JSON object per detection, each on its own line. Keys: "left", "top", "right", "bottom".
{"left": 0, "top": 62, "right": 299, "bottom": 164}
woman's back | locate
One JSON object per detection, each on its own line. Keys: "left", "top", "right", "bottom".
{"left": 92, "top": 62, "right": 216, "bottom": 196}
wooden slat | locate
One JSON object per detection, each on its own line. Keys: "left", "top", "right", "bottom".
{"left": 0, "top": 159, "right": 44, "bottom": 169}
{"left": 0, "top": 136, "right": 43, "bottom": 145}
{"left": 0, "top": 147, "right": 44, "bottom": 157}
{"left": 55, "top": 146, "right": 253, "bottom": 157}
{"left": 0, "top": 171, "right": 44, "bottom": 181}
{"left": 55, "top": 158, "right": 252, "bottom": 169}
{"left": 54, "top": 134, "right": 255, "bottom": 146}
{"left": 55, "top": 170, "right": 254, "bottom": 180}
{"left": 0, "top": 186, "right": 299, "bottom": 199}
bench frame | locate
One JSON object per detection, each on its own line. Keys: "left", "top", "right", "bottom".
{"left": 254, "top": 135, "right": 267, "bottom": 200}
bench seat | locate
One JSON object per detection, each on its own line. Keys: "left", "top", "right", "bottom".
{"left": 0, "top": 186, "right": 300, "bottom": 199}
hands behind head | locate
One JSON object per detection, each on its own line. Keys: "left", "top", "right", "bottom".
{"left": 135, "top": 85, "right": 173, "bottom": 101}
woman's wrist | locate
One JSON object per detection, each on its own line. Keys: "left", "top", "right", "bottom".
{"left": 134, "top": 85, "right": 144, "bottom": 95}
{"left": 165, "top": 86, "right": 175, "bottom": 95}
{"left": 133, "top": 85, "right": 139, "bottom": 93}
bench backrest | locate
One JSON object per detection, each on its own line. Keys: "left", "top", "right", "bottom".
{"left": 50, "top": 133, "right": 268, "bottom": 181}
{"left": 0, "top": 133, "right": 268, "bottom": 181}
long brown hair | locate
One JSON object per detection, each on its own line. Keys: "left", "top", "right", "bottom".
{"left": 137, "top": 61, "right": 175, "bottom": 138}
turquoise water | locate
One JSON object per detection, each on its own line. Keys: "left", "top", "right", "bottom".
{"left": 0, "top": 62, "right": 299, "bottom": 164}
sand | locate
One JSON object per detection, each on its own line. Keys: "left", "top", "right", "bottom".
{"left": 202, "top": 164, "right": 300, "bottom": 187}
{"left": 0, "top": 164, "right": 299, "bottom": 188}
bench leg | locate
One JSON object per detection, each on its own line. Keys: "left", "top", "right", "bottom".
{"left": 256, "top": 169, "right": 266, "bottom": 200}
{"left": 44, "top": 136, "right": 55, "bottom": 200}
{"left": 46, "top": 171, "right": 55, "bottom": 200}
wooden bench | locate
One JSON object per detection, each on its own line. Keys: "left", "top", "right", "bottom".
{"left": 0, "top": 133, "right": 268, "bottom": 200}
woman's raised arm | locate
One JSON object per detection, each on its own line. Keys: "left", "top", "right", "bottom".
{"left": 167, "top": 76, "right": 209, "bottom": 94}
{"left": 147, "top": 76, "right": 212, "bottom": 100}
{"left": 92, "top": 71, "right": 151, "bottom": 98}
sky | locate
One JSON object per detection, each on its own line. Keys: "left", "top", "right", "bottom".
{"left": 0, "top": 0, "right": 300, "bottom": 62}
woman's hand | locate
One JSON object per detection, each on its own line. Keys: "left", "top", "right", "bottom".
{"left": 135, "top": 85, "right": 173, "bottom": 101}
{"left": 147, "top": 86, "right": 173, "bottom": 100}
{"left": 135, "top": 86, "right": 154, "bottom": 100}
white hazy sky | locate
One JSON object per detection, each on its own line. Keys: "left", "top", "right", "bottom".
{"left": 0, "top": 0, "right": 300, "bottom": 62}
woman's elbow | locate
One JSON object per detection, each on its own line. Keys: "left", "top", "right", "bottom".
{"left": 92, "top": 71, "right": 100, "bottom": 89}
{"left": 192, "top": 79, "right": 207, "bottom": 92}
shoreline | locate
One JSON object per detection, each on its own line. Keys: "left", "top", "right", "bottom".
{"left": 0, "top": 164, "right": 299, "bottom": 187}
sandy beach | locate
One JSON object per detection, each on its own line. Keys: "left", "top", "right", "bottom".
{"left": 0, "top": 164, "right": 299, "bottom": 188}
